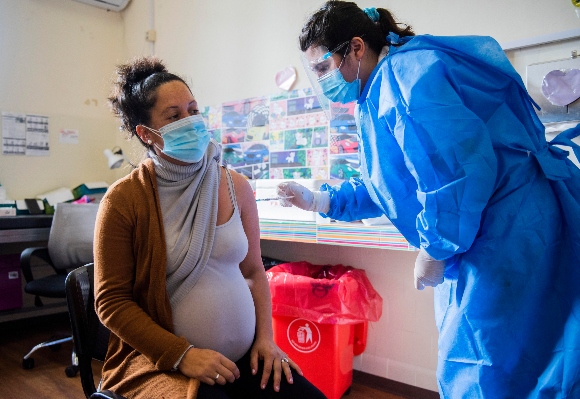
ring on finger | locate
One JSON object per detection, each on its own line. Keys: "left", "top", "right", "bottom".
{"left": 281, "top": 357, "right": 289, "bottom": 364}
{"left": 215, "top": 373, "right": 220, "bottom": 381}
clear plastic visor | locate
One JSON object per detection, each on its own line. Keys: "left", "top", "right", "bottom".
{"left": 305, "top": 42, "right": 348, "bottom": 78}
{"left": 300, "top": 41, "right": 349, "bottom": 121}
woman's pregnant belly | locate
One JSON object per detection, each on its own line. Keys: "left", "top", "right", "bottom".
{"left": 172, "top": 262, "right": 256, "bottom": 362}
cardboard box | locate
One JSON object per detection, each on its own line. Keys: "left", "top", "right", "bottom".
{"left": 255, "top": 179, "right": 340, "bottom": 222}
{"left": 0, "top": 254, "right": 23, "bottom": 311}
{"left": 36, "top": 187, "right": 74, "bottom": 206}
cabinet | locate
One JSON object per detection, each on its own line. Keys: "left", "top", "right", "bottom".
{"left": 0, "top": 215, "right": 66, "bottom": 323}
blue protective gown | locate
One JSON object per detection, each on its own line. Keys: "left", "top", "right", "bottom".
{"left": 321, "top": 35, "right": 580, "bottom": 398}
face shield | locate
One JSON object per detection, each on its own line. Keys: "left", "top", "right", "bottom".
{"left": 301, "top": 40, "right": 354, "bottom": 121}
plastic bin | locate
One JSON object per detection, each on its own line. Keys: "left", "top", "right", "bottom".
{"left": 0, "top": 254, "right": 23, "bottom": 311}
{"left": 267, "top": 262, "right": 382, "bottom": 399}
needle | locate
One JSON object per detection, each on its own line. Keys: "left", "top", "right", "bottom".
{"left": 255, "top": 196, "right": 294, "bottom": 202}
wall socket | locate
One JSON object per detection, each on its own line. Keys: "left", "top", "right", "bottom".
{"left": 146, "top": 29, "right": 157, "bottom": 42}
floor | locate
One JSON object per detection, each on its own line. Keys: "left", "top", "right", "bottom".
{"left": 0, "top": 313, "right": 406, "bottom": 399}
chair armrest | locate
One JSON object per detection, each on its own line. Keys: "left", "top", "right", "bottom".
{"left": 90, "top": 391, "right": 128, "bottom": 399}
{"left": 20, "top": 246, "right": 51, "bottom": 284}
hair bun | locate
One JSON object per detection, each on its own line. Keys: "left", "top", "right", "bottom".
{"left": 115, "top": 56, "right": 168, "bottom": 92}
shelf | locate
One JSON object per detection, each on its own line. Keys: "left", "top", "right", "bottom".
{"left": 259, "top": 219, "right": 416, "bottom": 251}
{"left": 0, "top": 215, "right": 53, "bottom": 244}
{"left": 0, "top": 227, "right": 50, "bottom": 244}
{"left": 0, "top": 302, "right": 68, "bottom": 323}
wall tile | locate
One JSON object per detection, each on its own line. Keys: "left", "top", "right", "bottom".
{"left": 415, "top": 365, "right": 439, "bottom": 392}
{"left": 358, "top": 353, "right": 388, "bottom": 378}
{"left": 387, "top": 359, "right": 417, "bottom": 386}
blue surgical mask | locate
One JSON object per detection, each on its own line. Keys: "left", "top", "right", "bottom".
{"left": 318, "top": 58, "right": 361, "bottom": 104}
{"left": 145, "top": 114, "right": 210, "bottom": 163}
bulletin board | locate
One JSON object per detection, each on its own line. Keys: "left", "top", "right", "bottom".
{"left": 201, "top": 89, "right": 361, "bottom": 181}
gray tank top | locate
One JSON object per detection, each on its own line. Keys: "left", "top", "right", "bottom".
{"left": 171, "top": 171, "right": 256, "bottom": 361}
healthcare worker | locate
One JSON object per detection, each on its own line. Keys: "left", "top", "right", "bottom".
{"left": 277, "top": 1, "right": 580, "bottom": 397}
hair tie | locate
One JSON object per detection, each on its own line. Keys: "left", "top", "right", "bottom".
{"left": 363, "top": 7, "right": 380, "bottom": 22}
{"left": 386, "top": 32, "right": 400, "bottom": 45}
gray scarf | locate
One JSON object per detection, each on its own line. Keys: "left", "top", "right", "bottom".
{"left": 150, "top": 140, "right": 221, "bottom": 307}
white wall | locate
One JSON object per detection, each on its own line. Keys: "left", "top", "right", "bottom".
{"left": 122, "top": 0, "right": 580, "bottom": 107}
{"left": 0, "top": 0, "right": 128, "bottom": 200}
{"left": 386, "top": 0, "right": 578, "bottom": 46}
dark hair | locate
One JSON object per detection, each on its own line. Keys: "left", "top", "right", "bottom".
{"left": 108, "top": 56, "right": 190, "bottom": 146}
{"left": 299, "top": 1, "right": 414, "bottom": 55}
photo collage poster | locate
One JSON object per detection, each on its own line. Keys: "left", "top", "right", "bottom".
{"left": 200, "top": 88, "right": 360, "bottom": 181}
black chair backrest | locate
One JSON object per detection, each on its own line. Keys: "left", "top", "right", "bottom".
{"left": 66, "top": 263, "right": 110, "bottom": 399}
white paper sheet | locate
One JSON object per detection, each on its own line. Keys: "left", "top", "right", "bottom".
{"left": 2, "top": 112, "right": 26, "bottom": 155}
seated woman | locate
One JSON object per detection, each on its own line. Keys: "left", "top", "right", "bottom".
{"left": 95, "top": 56, "right": 326, "bottom": 399}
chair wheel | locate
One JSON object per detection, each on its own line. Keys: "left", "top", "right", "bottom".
{"left": 22, "top": 357, "right": 35, "bottom": 370}
{"left": 65, "top": 365, "right": 78, "bottom": 378}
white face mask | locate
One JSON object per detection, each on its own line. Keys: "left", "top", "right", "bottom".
{"left": 145, "top": 115, "right": 211, "bottom": 163}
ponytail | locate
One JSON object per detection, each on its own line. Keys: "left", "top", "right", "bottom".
{"left": 299, "top": 1, "right": 414, "bottom": 55}
{"left": 376, "top": 8, "right": 414, "bottom": 43}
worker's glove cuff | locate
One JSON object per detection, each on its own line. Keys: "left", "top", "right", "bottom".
{"left": 309, "top": 191, "right": 330, "bottom": 213}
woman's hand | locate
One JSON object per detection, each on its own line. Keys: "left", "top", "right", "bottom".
{"left": 250, "top": 337, "right": 303, "bottom": 392}
{"left": 178, "top": 347, "right": 240, "bottom": 386}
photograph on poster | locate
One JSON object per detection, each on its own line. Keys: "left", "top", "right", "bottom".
{"left": 329, "top": 154, "right": 360, "bottom": 180}
{"left": 270, "top": 150, "right": 306, "bottom": 169}
{"left": 330, "top": 133, "right": 359, "bottom": 154}
{"left": 283, "top": 167, "right": 312, "bottom": 179}
{"left": 222, "top": 127, "right": 246, "bottom": 144}
{"left": 201, "top": 105, "right": 222, "bottom": 130}
{"left": 307, "top": 148, "right": 328, "bottom": 167}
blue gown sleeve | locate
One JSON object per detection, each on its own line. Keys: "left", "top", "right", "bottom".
{"left": 384, "top": 50, "right": 497, "bottom": 259}
{"left": 319, "top": 178, "right": 385, "bottom": 222}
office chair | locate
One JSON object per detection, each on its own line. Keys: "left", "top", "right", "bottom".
{"left": 20, "top": 202, "right": 99, "bottom": 377}
{"left": 66, "top": 264, "right": 127, "bottom": 399}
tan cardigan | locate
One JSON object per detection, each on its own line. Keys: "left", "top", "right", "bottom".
{"left": 94, "top": 159, "right": 200, "bottom": 398}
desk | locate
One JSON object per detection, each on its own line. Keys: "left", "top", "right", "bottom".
{"left": 0, "top": 216, "right": 412, "bottom": 323}
{"left": 0, "top": 215, "right": 52, "bottom": 244}
{"left": 0, "top": 215, "right": 413, "bottom": 249}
